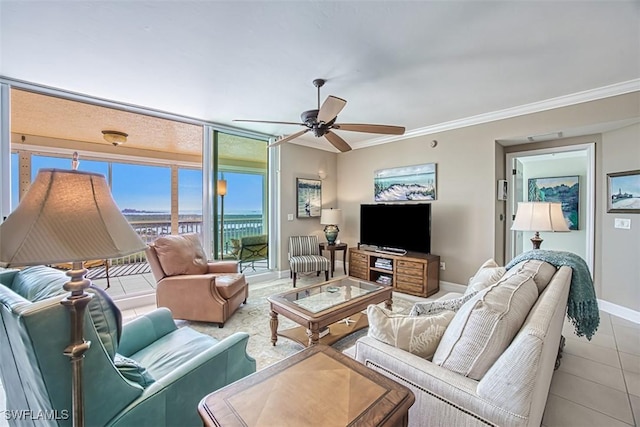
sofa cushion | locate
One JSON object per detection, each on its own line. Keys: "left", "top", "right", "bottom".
{"left": 129, "top": 326, "right": 219, "bottom": 380}
{"left": 409, "top": 291, "right": 478, "bottom": 316}
{"left": 464, "top": 258, "right": 507, "bottom": 295}
{"left": 214, "top": 273, "right": 247, "bottom": 299}
{"left": 367, "top": 305, "right": 455, "bottom": 359}
{"left": 433, "top": 272, "right": 539, "bottom": 380}
{"left": 502, "top": 259, "right": 557, "bottom": 293}
{"left": 114, "top": 354, "right": 155, "bottom": 387}
{"left": 153, "top": 233, "right": 208, "bottom": 276}
{"left": 11, "top": 265, "right": 68, "bottom": 301}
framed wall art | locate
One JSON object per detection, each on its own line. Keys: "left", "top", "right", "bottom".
{"left": 528, "top": 175, "right": 579, "bottom": 230}
{"left": 296, "top": 178, "right": 322, "bottom": 218}
{"left": 607, "top": 169, "right": 640, "bottom": 213}
{"left": 374, "top": 163, "right": 436, "bottom": 202}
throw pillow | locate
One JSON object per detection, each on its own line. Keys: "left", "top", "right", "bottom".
{"left": 432, "top": 272, "right": 538, "bottom": 380}
{"left": 114, "top": 354, "right": 155, "bottom": 387}
{"left": 409, "top": 291, "right": 478, "bottom": 316}
{"left": 502, "top": 259, "right": 557, "bottom": 294}
{"left": 464, "top": 258, "right": 506, "bottom": 296}
{"left": 152, "top": 233, "right": 208, "bottom": 276}
{"left": 367, "top": 305, "right": 455, "bottom": 359}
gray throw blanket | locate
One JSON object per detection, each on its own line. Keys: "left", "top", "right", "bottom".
{"left": 506, "top": 250, "right": 599, "bottom": 340}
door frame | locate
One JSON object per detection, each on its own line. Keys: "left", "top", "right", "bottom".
{"left": 505, "top": 143, "right": 595, "bottom": 273}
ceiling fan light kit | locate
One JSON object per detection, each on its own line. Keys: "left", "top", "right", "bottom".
{"left": 234, "top": 78, "right": 405, "bottom": 152}
{"left": 102, "top": 130, "right": 128, "bottom": 146}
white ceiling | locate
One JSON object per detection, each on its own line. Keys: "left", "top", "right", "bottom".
{"left": 1, "top": 1, "right": 639, "bottom": 151}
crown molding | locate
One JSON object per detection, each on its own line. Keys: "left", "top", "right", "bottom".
{"left": 352, "top": 79, "right": 640, "bottom": 150}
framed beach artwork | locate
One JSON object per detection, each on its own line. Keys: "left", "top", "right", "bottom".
{"left": 607, "top": 170, "right": 640, "bottom": 213}
{"left": 374, "top": 163, "right": 436, "bottom": 202}
{"left": 296, "top": 178, "right": 322, "bottom": 218}
{"left": 528, "top": 175, "right": 579, "bottom": 230}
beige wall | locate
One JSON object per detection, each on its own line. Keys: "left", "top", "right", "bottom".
{"left": 275, "top": 93, "right": 639, "bottom": 312}
{"left": 337, "top": 92, "right": 640, "bottom": 290}
{"left": 277, "top": 143, "right": 338, "bottom": 269}
{"left": 600, "top": 123, "right": 640, "bottom": 311}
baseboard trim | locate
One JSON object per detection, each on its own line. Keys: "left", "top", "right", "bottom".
{"left": 114, "top": 293, "right": 156, "bottom": 311}
{"left": 598, "top": 299, "right": 640, "bottom": 324}
{"left": 440, "top": 281, "right": 467, "bottom": 294}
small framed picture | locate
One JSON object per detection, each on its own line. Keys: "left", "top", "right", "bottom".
{"left": 497, "top": 180, "right": 508, "bottom": 201}
{"left": 296, "top": 178, "right": 322, "bottom": 218}
{"left": 607, "top": 170, "right": 640, "bottom": 213}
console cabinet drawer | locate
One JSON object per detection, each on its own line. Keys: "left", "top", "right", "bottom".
{"left": 396, "top": 274, "right": 423, "bottom": 286}
{"left": 396, "top": 279, "right": 426, "bottom": 295}
{"left": 396, "top": 266, "right": 424, "bottom": 278}
{"left": 349, "top": 266, "right": 368, "bottom": 280}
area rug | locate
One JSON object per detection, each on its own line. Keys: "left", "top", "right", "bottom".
{"left": 182, "top": 274, "right": 418, "bottom": 371}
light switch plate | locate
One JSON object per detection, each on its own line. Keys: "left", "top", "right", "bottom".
{"left": 287, "top": 214, "right": 294, "bottom": 221}
{"left": 614, "top": 218, "right": 631, "bottom": 229}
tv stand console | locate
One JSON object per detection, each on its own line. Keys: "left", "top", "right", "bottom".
{"left": 349, "top": 248, "right": 440, "bottom": 298}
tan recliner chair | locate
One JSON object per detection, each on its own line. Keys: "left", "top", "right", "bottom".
{"left": 146, "top": 233, "right": 248, "bottom": 327}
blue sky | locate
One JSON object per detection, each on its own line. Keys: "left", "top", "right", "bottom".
{"left": 12, "top": 154, "right": 264, "bottom": 215}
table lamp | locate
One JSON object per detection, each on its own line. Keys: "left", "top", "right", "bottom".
{"left": 511, "top": 201, "right": 569, "bottom": 249}
{"left": 0, "top": 168, "right": 146, "bottom": 427}
{"left": 320, "top": 208, "right": 342, "bottom": 245}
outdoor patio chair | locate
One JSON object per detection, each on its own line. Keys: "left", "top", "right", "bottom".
{"left": 238, "top": 234, "right": 268, "bottom": 272}
{"left": 288, "top": 235, "right": 330, "bottom": 287}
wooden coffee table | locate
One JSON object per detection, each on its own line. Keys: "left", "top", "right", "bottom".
{"left": 268, "top": 276, "right": 392, "bottom": 347}
{"left": 198, "top": 344, "right": 415, "bottom": 427}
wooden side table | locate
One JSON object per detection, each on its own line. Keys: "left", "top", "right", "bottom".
{"left": 198, "top": 344, "right": 415, "bottom": 427}
{"left": 319, "top": 242, "right": 348, "bottom": 277}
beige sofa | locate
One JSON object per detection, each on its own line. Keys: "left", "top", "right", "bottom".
{"left": 354, "top": 262, "right": 572, "bottom": 427}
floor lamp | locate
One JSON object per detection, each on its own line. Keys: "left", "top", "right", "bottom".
{"left": 511, "top": 201, "right": 569, "bottom": 249}
{"left": 218, "top": 179, "right": 227, "bottom": 259}
{"left": 0, "top": 169, "right": 146, "bottom": 427}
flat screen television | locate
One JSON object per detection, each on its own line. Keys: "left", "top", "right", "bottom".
{"left": 360, "top": 203, "right": 431, "bottom": 254}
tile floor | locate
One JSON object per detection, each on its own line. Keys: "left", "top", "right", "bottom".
{"left": 1, "top": 290, "right": 638, "bottom": 426}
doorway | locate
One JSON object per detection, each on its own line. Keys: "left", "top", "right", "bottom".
{"left": 505, "top": 143, "right": 595, "bottom": 273}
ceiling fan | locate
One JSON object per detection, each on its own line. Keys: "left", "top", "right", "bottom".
{"left": 233, "top": 79, "right": 405, "bottom": 152}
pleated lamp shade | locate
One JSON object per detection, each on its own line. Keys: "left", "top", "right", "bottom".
{"left": 0, "top": 169, "right": 146, "bottom": 267}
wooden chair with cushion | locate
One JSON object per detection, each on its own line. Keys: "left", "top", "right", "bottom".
{"left": 288, "top": 235, "right": 330, "bottom": 287}
{"left": 146, "top": 233, "right": 248, "bottom": 327}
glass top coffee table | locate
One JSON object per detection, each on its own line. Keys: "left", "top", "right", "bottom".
{"left": 268, "top": 276, "right": 393, "bottom": 347}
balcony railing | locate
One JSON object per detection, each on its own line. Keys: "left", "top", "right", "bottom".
{"left": 110, "top": 214, "right": 265, "bottom": 265}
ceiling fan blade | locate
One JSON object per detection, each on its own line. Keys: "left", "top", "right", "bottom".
{"left": 324, "top": 131, "right": 352, "bottom": 152}
{"left": 233, "top": 119, "right": 305, "bottom": 126}
{"left": 333, "top": 123, "right": 405, "bottom": 135}
{"left": 317, "top": 96, "right": 347, "bottom": 123}
{"left": 268, "top": 129, "right": 310, "bottom": 148}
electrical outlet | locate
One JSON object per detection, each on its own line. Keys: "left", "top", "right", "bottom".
{"left": 440, "top": 261, "right": 445, "bottom": 270}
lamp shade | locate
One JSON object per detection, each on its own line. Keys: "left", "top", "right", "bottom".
{"left": 0, "top": 169, "right": 146, "bottom": 266}
{"left": 217, "top": 179, "right": 227, "bottom": 196}
{"left": 320, "top": 208, "right": 342, "bottom": 225}
{"left": 511, "top": 202, "right": 570, "bottom": 232}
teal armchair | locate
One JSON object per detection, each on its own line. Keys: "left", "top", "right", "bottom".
{"left": 0, "top": 266, "right": 256, "bottom": 427}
